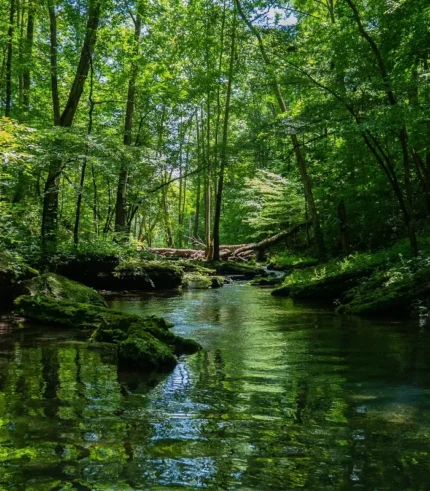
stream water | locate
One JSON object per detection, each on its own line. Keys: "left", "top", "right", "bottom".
{"left": 1, "top": 283, "right": 430, "bottom": 490}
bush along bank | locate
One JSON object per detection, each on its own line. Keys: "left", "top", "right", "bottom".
{"left": 271, "top": 239, "right": 430, "bottom": 321}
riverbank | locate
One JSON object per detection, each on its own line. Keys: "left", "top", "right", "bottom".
{"left": 271, "top": 238, "right": 430, "bottom": 320}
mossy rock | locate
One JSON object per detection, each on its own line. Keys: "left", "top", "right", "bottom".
{"left": 13, "top": 295, "right": 201, "bottom": 370}
{"left": 118, "top": 336, "right": 177, "bottom": 370}
{"left": 250, "top": 275, "right": 284, "bottom": 286}
{"left": 41, "top": 253, "right": 183, "bottom": 291}
{"left": 210, "top": 276, "right": 225, "bottom": 288}
{"left": 337, "top": 261, "right": 430, "bottom": 316}
{"left": 113, "top": 260, "right": 184, "bottom": 290}
{"left": 272, "top": 268, "right": 372, "bottom": 300}
{"left": 0, "top": 251, "right": 39, "bottom": 307}
{"left": 175, "top": 260, "right": 216, "bottom": 275}
{"left": 183, "top": 273, "right": 213, "bottom": 289}
{"left": 20, "top": 273, "right": 106, "bottom": 306}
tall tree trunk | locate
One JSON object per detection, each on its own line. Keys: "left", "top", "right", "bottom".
{"left": 41, "top": 0, "right": 102, "bottom": 251}
{"left": 73, "top": 53, "right": 95, "bottom": 247}
{"left": 345, "top": 0, "right": 418, "bottom": 256}
{"left": 47, "top": 0, "right": 60, "bottom": 125}
{"left": 194, "top": 118, "right": 202, "bottom": 240}
{"left": 338, "top": 200, "right": 349, "bottom": 256}
{"left": 5, "top": 0, "right": 15, "bottom": 117}
{"left": 22, "top": 0, "right": 34, "bottom": 109}
{"left": 115, "top": 5, "right": 142, "bottom": 233}
{"left": 213, "top": 5, "right": 237, "bottom": 261}
{"left": 235, "top": 0, "right": 327, "bottom": 260}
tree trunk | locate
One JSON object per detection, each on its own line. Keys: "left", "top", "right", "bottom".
{"left": 235, "top": 0, "right": 327, "bottom": 260}
{"left": 337, "top": 200, "right": 349, "bottom": 256}
{"left": 213, "top": 5, "right": 237, "bottom": 261}
{"left": 73, "top": 55, "right": 95, "bottom": 248}
{"left": 345, "top": 0, "right": 418, "bottom": 256}
{"left": 5, "top": 0, "right": 15, "bottom": 117}
{"left": 22, "top": 0, "right": 34, "bottom": 109}
{"left": 41, "top": 0, "right": 102, "bottom": 251}
{"left": 114, "top": 6, "right": 142, "bottom": 233}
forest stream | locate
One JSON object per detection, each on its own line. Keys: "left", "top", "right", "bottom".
{"left": 1, "top": 283, "right": 430, "bottom": 490}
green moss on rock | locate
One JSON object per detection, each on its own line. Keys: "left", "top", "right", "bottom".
{"left": 250, "top": 275, "right": 284, "bottom": 286}
{"left": 337, "top": 257, "right": 430, "bottom": 316}
{"left": 118, "top": 336, "right": 177, "bottom": 370}
{"left": 20, "top": 273, "right": 106, "bottom": 306}
{"left": 13, "top": 295, "right": 201, "bottom": 370}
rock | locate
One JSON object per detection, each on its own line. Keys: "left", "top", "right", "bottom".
{"left": 113, "top": 260, "right": 183, "bottom": 290}
{"left": 183, "top": 274, "right": 213, "bottom": 289}
{"left": 272, "top": 268, "right": 371, "bottom": 300}
{"left": 41, "top": 253, "right": 183, "bottom": 291}
{"left": 183, "top": 274, "right": 225, "bottom": 289}
{"left": 0, "top": 251, "right": 39, "bottom": 307}
{"left": 337, "top": 260, "right": 430, "bottom": 316}
{"left": 210, "top": 276, "right": 225, "bottom": 288}
{"left": 14, "top": 295, "right": 201, "bottom": 371}
{"left": 250, "top": 274, "right": 284, "bottom": 286}
{"left": 20, "top": 273, "right": 106, "bottom": 306}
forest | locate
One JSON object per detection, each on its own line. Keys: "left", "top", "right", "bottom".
{"left": 1, "top": 0, "right": 430, "bottom": 489}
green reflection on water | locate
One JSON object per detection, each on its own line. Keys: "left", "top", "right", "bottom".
{"left": 1, "top": 284, "right": 430, "bottom": 489}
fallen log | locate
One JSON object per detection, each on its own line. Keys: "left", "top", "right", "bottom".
{"left": 231, "top": 223, "right": 310, "bottom": 260}
{"left": 148, "top": 225, "right": 308, "bottom": 261}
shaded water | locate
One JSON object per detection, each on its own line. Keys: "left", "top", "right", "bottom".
{"left": 1, "top": 284, "right": 430, "bottom": 490}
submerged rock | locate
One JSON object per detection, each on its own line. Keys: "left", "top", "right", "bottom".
{"left": 20, "top": 273, "right": 106, "bottom": 306}
{"left": 13, "top": 295, "right": 200, "bottom": 370}
{"left": 0, "top": 251, "right": 39, "bottom": 308}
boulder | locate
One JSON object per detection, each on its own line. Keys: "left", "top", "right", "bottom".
{"left": 183, "top": 274, "right": 213, "bottom": 289}
{"left": 250, "top": 274, "right": 285, "bottom": 286}
{"left": 20, "top": 273, "right": 106, "bottom": 306}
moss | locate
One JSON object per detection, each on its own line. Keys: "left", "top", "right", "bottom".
{"left": 270, "top": 250, "right": 393, "bottom": 300}
{"left": 250, "top": 275, "right": 284, "bottom": 286}
{"left": 183, "top": 274, "right": 213, "bottom": 289}
{"left": 210, "top": 276, "right": 224, "bottom": 288}
{"left": 118, "top": 336, "right": 177, "bottom": 370}
{"left": 174, "top": 260, "right": 216, "bottom": 275}
{"left": 14, "top": 295, "right": 201, "bottom": 370}
{"left": 337, "top": 257, "right": 430, "bottom": 316}
{"left": 20, "top": 273, "right": 106, "bottom": 306}
{"left": 267, "top": 253, "right": 318, "bottom": 271}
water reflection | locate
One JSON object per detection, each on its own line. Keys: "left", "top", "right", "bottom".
{"left": 0, "top": 284, "right": 430, "bottom": 489}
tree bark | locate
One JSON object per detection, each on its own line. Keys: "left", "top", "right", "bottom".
{"left": 41, "top": 0, "right": 102, "bottom": 251}
{"left": 235, "top": 0, "right": 327, "bottom": 260}
{"left": 114, "top": 4, "right": 142, "bottom": 233}
{"left": 5, "top": 0, "right": 15, "bottom": 117}
{"left": 345, "top": 0, "right": 418, "bottom": 256}
{"left": 338, "top": 200, "right": 349, "bottom": 256}
{"left": 213, "top": 5, "right": 237, "bottom": 261}
{"left": 22, "top": 0, "right": 34, "bottom": 109}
